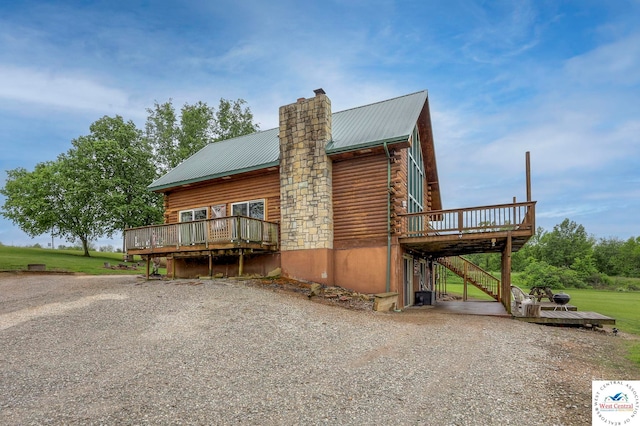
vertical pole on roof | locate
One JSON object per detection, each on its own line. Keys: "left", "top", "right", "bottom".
{"left": 383, "top": 142, "right": 392, "bottom": 293}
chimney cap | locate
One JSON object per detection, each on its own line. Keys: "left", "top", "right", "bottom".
{"left": 313, "top": 88, "right": 326, "bottom": 96}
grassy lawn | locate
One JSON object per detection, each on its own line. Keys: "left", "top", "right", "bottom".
{"left": 441, "top": 273, "right": 496, "bottom": 301}
{"left": 0, "top": 245, "right": 151, "bottom": 275}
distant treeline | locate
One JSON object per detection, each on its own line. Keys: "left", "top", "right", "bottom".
{"left": 465, "top": 218, "right": 640, "bottom": 290}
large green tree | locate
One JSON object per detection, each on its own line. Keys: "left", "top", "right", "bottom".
{"left": 1, "top": 158, "right": 108, "bottom": 256}
{"left": 593, "top": 237, "right": 624, "bottom": 276}
{"left": 1, "top": 116, "right": 162, "bottom": 256}
{"left": 618, "top": 237, "right": 640, "bottom": 277}
{"left": 145, "top": 98, "right": 259, "bottom": 175}
{"left": 539, "top": 218, "right": 594, "bottom": 268}
{"left": 213, "top": 98, "right": 260, "bottom": 141}
{"left": 70, "top": 116, "right": 163, "bottom": 249}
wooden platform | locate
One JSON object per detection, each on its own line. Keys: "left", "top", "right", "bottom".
{"left": 426, "top": 301, "right": 511, "bottom": 317}
{"left": 539, "top": 302, "right": 577, "bottom": 311}
{"left": 514, "top": 310, "right": 615, "bottom": 326}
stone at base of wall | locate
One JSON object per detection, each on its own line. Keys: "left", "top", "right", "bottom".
{"left": 373, "top": 292, "right": 399, "bottom": 311}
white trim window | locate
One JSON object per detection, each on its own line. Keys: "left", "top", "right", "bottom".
{"left": 180, "top": 207, "right": 207, "bottom": 222}
{"left": 231, "top": 199, "right": 265, "bottom": 220}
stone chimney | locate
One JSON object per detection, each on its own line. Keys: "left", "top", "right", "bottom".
{"left": 278, "top": 89, "right": 334, "bottom": 283}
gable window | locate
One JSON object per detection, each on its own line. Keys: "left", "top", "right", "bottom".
{"left": 407, "top": 126, "right": 425, "bottom": 233}
{"left": 407, "top": 125, "right": 425, "bottom": 213}
{"left": 180, "top": 207, "right": 207, "bottom": 222}
{"left": 231, "top": 199, "right": 265, "bottom": 220}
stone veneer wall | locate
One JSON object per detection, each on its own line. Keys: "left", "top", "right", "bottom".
{"left": 278, "top": 92, "right": 333, "bottom": 251}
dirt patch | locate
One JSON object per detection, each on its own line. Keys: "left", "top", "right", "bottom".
{"left": 247, "top": 277, "right": 375, "bottom": 311}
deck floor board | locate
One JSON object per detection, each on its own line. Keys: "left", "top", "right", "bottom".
{"left": 514, "top": 310, "right": 615, "bottom": 325}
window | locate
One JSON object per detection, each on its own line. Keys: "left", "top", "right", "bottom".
{"left": 407, "top": 125, "right": 425, "bottom": 214}
{"left": 407, "top": 125, "right": 425, "bottom": 234}
{"left": 180, "top": 207, "right": 207, "bottom": 222}
{"left": 211, "top": 204, "right": 226, "bottom": 219}
{"left": 231, "top": 200, "right": 265, "bottom": 220}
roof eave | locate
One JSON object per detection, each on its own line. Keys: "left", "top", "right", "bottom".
{"left": 148, "top": 160, "right": 280, "bottom": 192}
{"left": 327, "top": 136, "right": 410, "bottom": 155}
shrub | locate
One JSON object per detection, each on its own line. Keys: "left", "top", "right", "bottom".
{"left": 521, "top": 261, "right": 564, "bottom": 289}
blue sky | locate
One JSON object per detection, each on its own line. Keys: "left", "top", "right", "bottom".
{"left": 1, "top": 0, "right": 639, "bottom": 248}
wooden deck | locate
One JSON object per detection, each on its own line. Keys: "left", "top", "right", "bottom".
{"left": 539, "top": 302, "right": 577, "bottom": 311}
{"left": 124, "top": 216, "right": 279, "bottom": 257}
{"left": 426, "top": 300, "right": 510, "bottom": 317}
{"left": 514, "top": 310, "right": 615, "bottom": 326}
{"left": 397, "top": 201, "right": 536, "bottom": 257}
{"left": 426, "top": 299, "right": 614, "bottom": 327}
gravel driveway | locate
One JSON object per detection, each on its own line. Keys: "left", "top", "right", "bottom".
{"left": 0, "top": 273, "right": 637, "bottom": 425}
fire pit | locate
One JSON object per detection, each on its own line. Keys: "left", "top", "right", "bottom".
{"left": 552, "top": 292, "right": 571, "bottom": 311}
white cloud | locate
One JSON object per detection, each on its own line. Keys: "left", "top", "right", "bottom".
{"left": 0, "top": 66, "right": 138, "bottom": 116}
{"left": 564, "top": 32, "right": 640, "bottom": 86}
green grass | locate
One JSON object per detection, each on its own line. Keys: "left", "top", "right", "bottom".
{"left": 555, "top": 288, "right": 640, "bottom": 335}
{"left": 441, "top": 280, "right": 496, "bottom": 301}
{"left": 0, "top": 245, "right": 151, "bottom": 275}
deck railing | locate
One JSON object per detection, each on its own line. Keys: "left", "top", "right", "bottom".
{"left": 399, "top": 201, "right": 535, "bottom": 238}
{"left": 125, "top": 216, "right": 279, "bottom": 251}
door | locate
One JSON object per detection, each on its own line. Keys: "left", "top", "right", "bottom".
{"left": 403, "top": 256, "right": 414, "bottom": 307}
{"left": 179, "top": 208, "right": 207, "bottom": 245}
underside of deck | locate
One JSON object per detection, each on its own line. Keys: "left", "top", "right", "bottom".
{"left": 127, "top": 242, "right": 277, "bottom": 258}
{"left": 399, "top": 229, "right": 533, "bottom": 257}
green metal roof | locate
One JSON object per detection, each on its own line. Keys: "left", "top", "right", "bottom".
{"left": 149, "top": 90, "right": 428, "bottom": 191}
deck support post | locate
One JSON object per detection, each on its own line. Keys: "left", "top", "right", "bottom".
{"left": 208, "top": 253, "right": 213, "bottom": 278}
{"left": 145, "top": 256, "right": 150, "bottom": 280}
{"left": 238, "top": 249, "right": 244, "bottom": 276}
{"left": 463, "top": 260, "right": 468, "bottom": 301}
{"left": 501, "top": 231, "right": 512, "bottom": 313}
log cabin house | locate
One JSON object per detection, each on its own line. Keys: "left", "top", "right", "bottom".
{"left": 125, "top": 89, "right": 536, "bottom": 311}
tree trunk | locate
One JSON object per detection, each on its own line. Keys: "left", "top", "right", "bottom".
{"left": 81, "top": 237, "right": 90, "bottom": 257}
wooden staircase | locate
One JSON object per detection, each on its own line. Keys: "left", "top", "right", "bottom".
{"left": 437, "top": 256, "right": 500, "bottom": 301}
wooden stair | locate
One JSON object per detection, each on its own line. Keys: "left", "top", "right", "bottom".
{"left": 437, "top": 256, "right": 500, "bottom": 301}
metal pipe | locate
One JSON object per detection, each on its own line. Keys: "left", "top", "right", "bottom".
{"left": 383, "top": 142, "right": 392, "bottom": 293}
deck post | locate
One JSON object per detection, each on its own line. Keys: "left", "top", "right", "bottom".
{"left": 501, "top": 232, "right": 512, "bottom": 313}
{"left": 208, "top": 253, "right": 213, "bottom": 278}
{"left": 463, "top": 260, "right": 468, "bottom": 301}
{"left": 145, "top": 256, "right": 150, "bottom": 280}
{"left": 238, "top": 249, "right": 244, "bottom": 276}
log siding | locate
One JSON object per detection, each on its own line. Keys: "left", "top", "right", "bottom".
{"left": 163, "top": 170, "right": 281, "bottom": 224}
{"left": 333, "top": 153, "right": 391, "bottom": 243}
